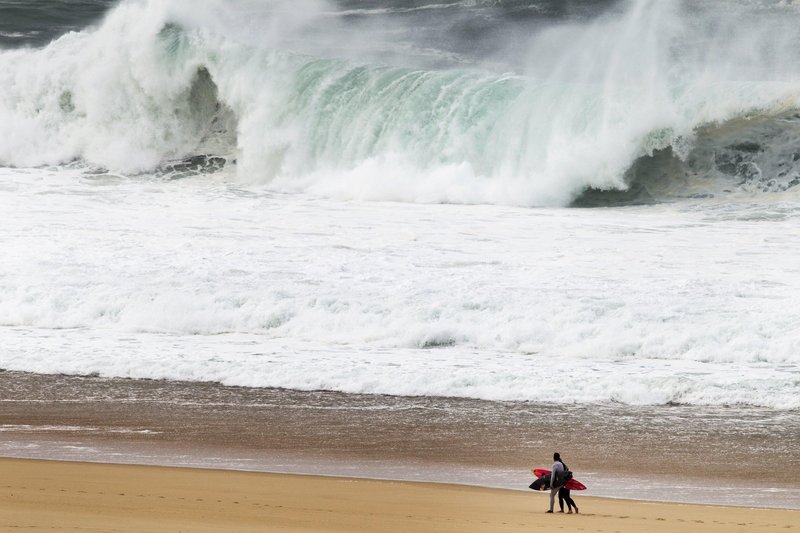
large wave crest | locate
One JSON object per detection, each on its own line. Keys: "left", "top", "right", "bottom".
{"left": 2, "top": 0, "right": 800, "bottom": 205}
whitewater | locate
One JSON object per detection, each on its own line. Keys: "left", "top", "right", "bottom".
{"left": 1, "top": 0, "right": 800, "bottom": 409}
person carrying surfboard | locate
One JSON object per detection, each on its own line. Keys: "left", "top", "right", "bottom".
{"left": 529, "top": 459, "right": 586, "bottom": 503}
{"left": 546, "top": 452, "right": 566, "bottom": 513}
{"left": 556, "top": 456, "right": 579, "bottom": 514}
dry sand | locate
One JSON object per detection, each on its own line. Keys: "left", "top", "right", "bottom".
{"left": 1, "top": 458, "right": 798, "bottom": 532}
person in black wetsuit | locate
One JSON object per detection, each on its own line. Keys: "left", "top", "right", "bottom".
{"left": 557, "top": 456, "right": 579, "bottom": 514}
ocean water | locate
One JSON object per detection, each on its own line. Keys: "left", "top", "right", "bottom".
{"left": 1, "top": 0, "right": 800, "bottom": 410}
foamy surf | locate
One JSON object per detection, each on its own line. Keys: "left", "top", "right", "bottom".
{"left": 1, "top": 0, "right": 799, "bottom": 409}
{"left": 1, "top": 165, "right": 799, "bottom": 409}
{"left": 2, "top": 0, "right": 800, "bottom": 205}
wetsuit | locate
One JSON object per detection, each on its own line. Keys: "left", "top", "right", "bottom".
{"left": 548, "top": 461, "right": 564, "bottom": 512}
{"left": 557, "top": 461, "right": 577, "bottom": 512}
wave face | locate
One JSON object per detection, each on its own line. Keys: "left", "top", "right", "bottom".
{"left": 2, "top": 0, "right": 800, "bottom": 205}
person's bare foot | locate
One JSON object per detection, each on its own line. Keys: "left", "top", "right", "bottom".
{"left": 575, "top": 508, "right": 580, "bottom": 514}
{"left": 567, "top": 510, "right": 573, "bottom": 514}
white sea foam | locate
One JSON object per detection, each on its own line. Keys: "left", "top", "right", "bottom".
{"left": 2, "top": 1, "right": 800, "bottom": 205}
{"left": 0, "top": 425, "right": 159, "bottom": 435}
{"left": 0, "top": 168, "right": 798, "bottom": 408}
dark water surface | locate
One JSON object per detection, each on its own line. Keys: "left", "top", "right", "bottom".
{"left": 0, "top": 0, "right": 619, "bottom": 66}
{"left": 0, "top": 0, "right": 115, "bottom": 47}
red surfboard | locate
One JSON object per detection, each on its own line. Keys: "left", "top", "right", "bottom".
{"left": 532, "top": 468, "right": 587, "bottom": 491}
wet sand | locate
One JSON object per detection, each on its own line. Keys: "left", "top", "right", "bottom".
{"left": 0, "top": 371, "right": 799, "bottom": 509}
{"left": 1, "top": 458, "right": 799, "bottom": 532}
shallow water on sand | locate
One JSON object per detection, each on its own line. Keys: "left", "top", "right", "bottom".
{"left": 0, "top": 372, "right": 797, "bottom": 509}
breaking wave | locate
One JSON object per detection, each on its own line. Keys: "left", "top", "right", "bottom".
{"left": 2, "top": 0, "right": 800, "bottom": 206}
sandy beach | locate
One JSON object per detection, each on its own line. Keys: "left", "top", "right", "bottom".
{"left": 0, "top": 457, "right": 797, "bottom": 532}
{"left": 1, "top": 372, "right": 798, "bottom": 531}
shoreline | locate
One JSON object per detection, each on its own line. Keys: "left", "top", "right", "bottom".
{"left": 1, "top": 454, "right": 793, "bottom": 513}
{"left": 1, "top": 457, "right": 798, "bottom": 532}
{"left": 1, "top": 371, "right": 799, "bottom": 510}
